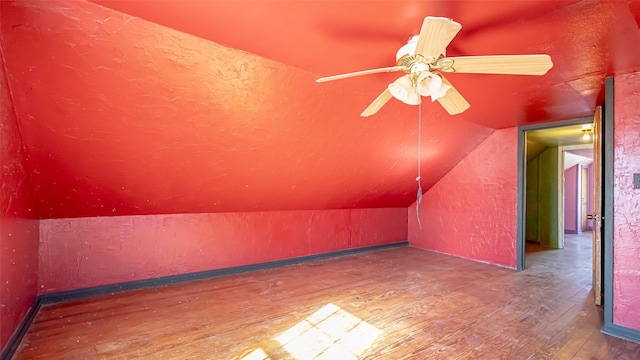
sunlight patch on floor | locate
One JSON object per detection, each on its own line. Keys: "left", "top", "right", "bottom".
{"left": 241, "top": 303, "right": 382, "bottom": 360}
{"left": 241, "top": 348, "right": 270, "bottom": 360}
{"left": 276, "top": 303, "right": 382, "bottom": 360}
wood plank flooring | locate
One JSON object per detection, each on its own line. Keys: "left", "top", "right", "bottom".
{"left": 13, "top": 232, "right": 640, "bottom": 359}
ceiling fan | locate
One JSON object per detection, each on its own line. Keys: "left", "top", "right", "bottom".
{"left": 316, "top": 17, "right": 553, "bottom": 117}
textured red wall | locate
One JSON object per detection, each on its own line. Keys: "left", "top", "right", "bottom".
{"left": 0, "top": 47, "right": 39, "bottom": 352}
{"left": 38, "top": 208, "right": 407, "bottom": 294}
{"left": 613, "top": 72, "right": 640, "bottom": 331}
{"left": 408, "top": 128, "right": 518, "bottom": 268}
{"left": 0, "top": 0, "right": 493, "bottom": 220}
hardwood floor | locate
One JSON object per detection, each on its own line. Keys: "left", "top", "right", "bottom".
{"left": 13, "top": 233, "right": 640, "bottom": 359}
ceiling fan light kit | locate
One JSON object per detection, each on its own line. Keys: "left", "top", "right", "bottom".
{"left": 389, "top": 75, "right": 422, "bottom": 105}
{"left": 388, "top": 72, "right": 450, "bottom": 105}
{"left": 416, "top": 71, "right": 450, "bottom": 100}
{"left": 316, "top": 16, "right": 553, "bottom": 116}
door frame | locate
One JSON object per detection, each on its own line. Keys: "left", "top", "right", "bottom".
{"left": 602, "top": 77, "right": 614, "bottom": 327}
{"left": 516, "top": 117, "right": 592, "bottom": 270}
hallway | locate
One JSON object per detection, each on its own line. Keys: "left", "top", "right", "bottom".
{"left": 526, "top": 231, "right": 593, "bottom": 273}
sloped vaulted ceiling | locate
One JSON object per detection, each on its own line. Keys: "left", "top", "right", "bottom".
{"left": 1, "top": 0, "right": 640, "bottom": 219}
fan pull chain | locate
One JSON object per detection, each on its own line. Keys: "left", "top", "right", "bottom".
{"left": 416, "top": 102, "right": 423, "bottom": 230}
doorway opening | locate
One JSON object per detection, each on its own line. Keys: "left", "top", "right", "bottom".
{"left": 523, "top": 123, "right": 593, "bottom": 251}
{"left": 517, "top": 114, "right": 604, "bottom": 306}
{"left": 563, "top": 145, "right": 594, "bottom": 237}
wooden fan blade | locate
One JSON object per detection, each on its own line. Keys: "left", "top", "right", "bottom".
{"left": 415, "top": 17, "right": 462, "bottom": 59}
{"left": 316, "top": 66, "right": 405, "bottom": 83}
{"left": 446, "top": 55, "right": 553, "bottom": 75}
{"left": 361, "top": 88, "right": 393, "bottom": 117}
{"left": 437, "top": 76, "right": 470, "bottom": 115}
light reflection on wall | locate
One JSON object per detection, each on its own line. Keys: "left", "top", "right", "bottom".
{"left": 242, "top": 303, "right": 382, "bottom": 360}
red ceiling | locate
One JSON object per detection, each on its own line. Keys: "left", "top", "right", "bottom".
{"left": 1, "top": 0, "right": 639, "bottom": 219}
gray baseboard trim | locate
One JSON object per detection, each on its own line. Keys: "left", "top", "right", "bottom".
{"left": 3, "top": 240, "right": 407, "bottom": 359}
{"left": 602, "top": 322, "right": 640, "bottom": 344}
{"left": 0, "top": 297, "right": 42, "bottom": 360}
{"left": 38, "top": 240, "right": 408, "bottom": 305}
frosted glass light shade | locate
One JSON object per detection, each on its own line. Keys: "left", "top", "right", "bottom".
{"left": 416, "top": 72, "right": 450, "bottom": 101}
{"left": 388, "top": 75, "right": 421, "bottom": 105}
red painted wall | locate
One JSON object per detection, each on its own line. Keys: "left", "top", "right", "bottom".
{"left": 408, "top": 128, "right": 518, "bottom": 268}
{"left": 38, "top": 208, "right": 407, "bottom": 294}
{"left": 613, "top": 72, "right": 640, "bottom": 331}
{"left": 564, "top": 165, "right": 578, "bottom": 233}
{"left": 0, "top": 46, "right": 39, "bottom": 352}
{"left": 1, "top": 0, "right": 493, "bottom": 220}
